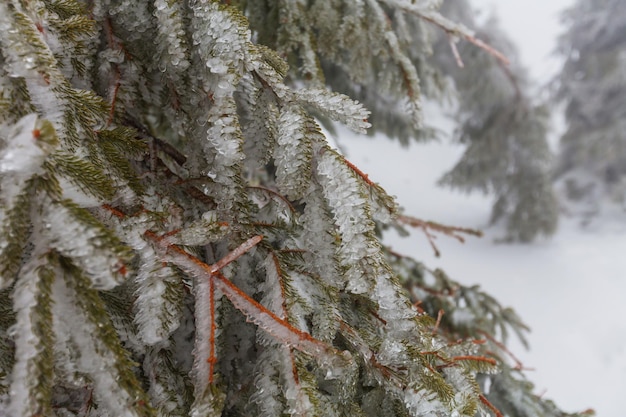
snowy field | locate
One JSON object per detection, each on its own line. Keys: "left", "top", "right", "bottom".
{"left": 336, "top": 119, "right": 626, "bottom": 416}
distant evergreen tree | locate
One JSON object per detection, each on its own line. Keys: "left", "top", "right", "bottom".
{"left": 433, "top": 0, "right": 558, "bottom": 242}
{"left": 553, "top": 0, "right": 626, "bottom": 217}
{"left": 0, "top": 1, "right": 586, "bottom": 416}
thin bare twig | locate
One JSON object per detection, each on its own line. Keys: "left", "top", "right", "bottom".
{"left": 448, "top": 35, "right": 464, "bottom": 68}
{"left": 432, "top": 308, "right": 444, "bottom": 334}
{"left": 479, "top": 394, "right": 504, "bottom": 417}
{"left": 478, "top": 330, "right": 532, "bottom": 371}
{"left": 397, "top": 214, "right": 482, "bottom": 257}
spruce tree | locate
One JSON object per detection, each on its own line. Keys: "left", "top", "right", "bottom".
{"left": 0, "top": 1, "right": 587, "bottom": 416}
{"left": 433, "top": 0, "right": 558, "bottom": 242}
{"left": 553, "top": 0, "right": 626, "bottom": 218}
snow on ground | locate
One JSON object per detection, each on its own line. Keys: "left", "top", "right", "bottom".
{"left": 333, "top": 112, "right": 626, "bottom": 416}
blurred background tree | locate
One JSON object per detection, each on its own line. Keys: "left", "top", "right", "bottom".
{"left": 552, "top": 0, "right": 626, "bottom": 220}
{"left": 434, "top": 0, "right": 558, "bottom": 243}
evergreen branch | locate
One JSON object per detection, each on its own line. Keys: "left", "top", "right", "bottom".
{"left": 264, "top": 252, "right": 317, "bottom": 416}
{"left": 0, "top": 185, "right": 32, "bottom": 289}
{"left": 341, "top": 154, "right": 398, "bottom": 219}
{"left": 49, "top": 152, "right": 116, "bottom": 200}
{"left": 338, "top": 321, "right": 406, "bottom": 389}
{"left": 45, "top": 199, "right": 133, "bottom": 289}
{"left": 6, "top": 255, "right": 55, "bottom": 417}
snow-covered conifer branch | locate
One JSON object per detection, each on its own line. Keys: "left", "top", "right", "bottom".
{"left": 294, "top": 88, "right": 371, "bottom": 134}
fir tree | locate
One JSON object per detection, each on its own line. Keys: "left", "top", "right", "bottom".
{"left": 433, "top": 0, "right": 558, "bottom": 242}
{"left": 553, "top": 0, "right": 626, "bottom": 218}
{"left": 0, "top": 1, "right": 588, "bottom": 416}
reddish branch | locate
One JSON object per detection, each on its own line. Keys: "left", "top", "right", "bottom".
{"left": 247, "top": 186, "right": 297, "bottom": 213}
{"left": 102, "top": 204, "right": 125, "bottom": 219}
{"left": 397, "top": 214, "right": 482, "bottom": 257}
{"left": 478, "top": 330, "right": 530, "bottom": 371}
{"left": 452, "top": 355, "right": 497, "bottom": 366}
{"left": 269, "top": 253, "right": 301, "bottom": 385}
{"left": 342, "top": 156, "right": 376, "bottom": 187}
{"left": 479, "top": 394, "right": 504, "bottom": 417}
{"left": 432, "top": 309, "right": 444, "bottom": 334}
{"left": 212, "top": 271, "right": 340, "bottom": 358}
{"left": 421, "top": 351, "right": 497, "bottom": 371}
{"left": 207, "top": 277, "right": 217, "bottom": 382}
{"left": 103, "top": 17, "right": 125, "bottom": 127}
{"left": 448, "top": 35, "right": 464, "bottom": 68}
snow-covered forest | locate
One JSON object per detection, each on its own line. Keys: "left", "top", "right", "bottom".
{"left": 0, "top": 0, "right": 623, "bottom": 416}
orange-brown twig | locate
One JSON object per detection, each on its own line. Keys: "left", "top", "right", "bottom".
{"left": 103, "top": 17, "right": 125, "bottom": 127}
{"left": 397, "top": 214, "right": 482, "bottom": 257}
{"left": 452, "top": 355, "right": 497, "bottom": 366}
{"left": 448, "top": 34, "right": 464, "bottom": 68}
{"left": 248, "top": 186, "right": 297, "bottom": 213}
{"left": 478, "top": 330, "right": 531, "bottom": 371}
{"left": 342, "top": 156, "right": 376, "bottom": 187}
{"left": 212, "top": 271, "right": 340, "bottom": 359}
{"left": 207, "top": 276, "right": 217, "bottom": 382}
{"left": 479, "top": 394, "right": 504, "bottom": 417}
{"left": 432, "top": 309, "right": 444, "bottom": 334}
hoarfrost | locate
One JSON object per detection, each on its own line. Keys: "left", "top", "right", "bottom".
{"left": 43, "top": 203, "right": 126, "bottom": 290}
{"left": 6, "top": 246, "right": 51, "bottom": 417}
{"left": 0, "top": 114, "right": 52, "bottom": 210}
{"left": 191, "top": 275, "right": 215, "bottom": 398}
